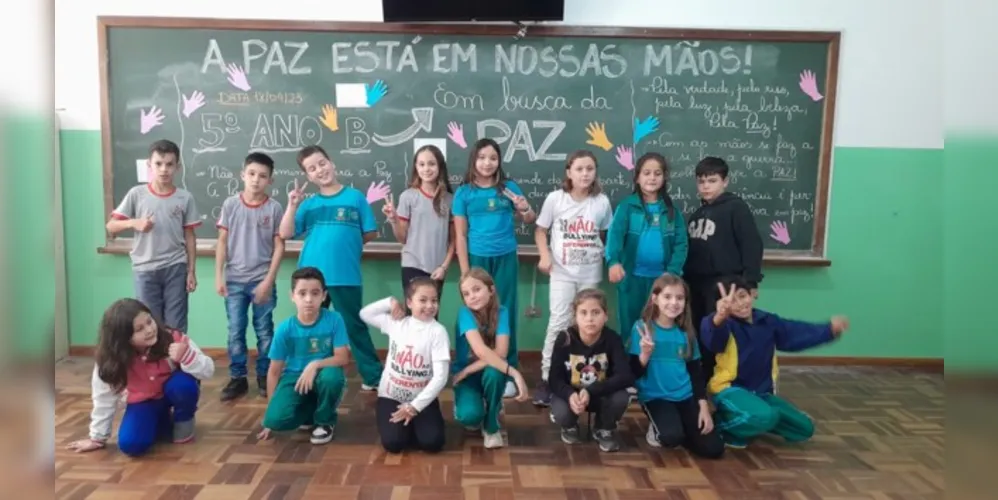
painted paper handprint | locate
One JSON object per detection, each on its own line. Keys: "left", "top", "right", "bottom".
{"left": 320, "top": 105, "right": 339, "bottom": 132}
{"left": 181, "top": 91, "right": 205, "bottom": 118}
{"left": 769, "top": 220, "right": 791, "bottom": 245}
{"left": 225, "top": 63, "right": 251, "bottom": 91}
{"left": 798, "top": 70, "right": 823, "bottom": 101}
{"left": 584, "top": 122, "right": 614, "bottom": 151}
{"left": 366, "top": 181, "right": 391, "bottom": 204}
{"left": 365, "top": 80, "right": 389, "bottom": 107}
{"left": 614, "top": 145, "right": 634, "bottom": 171}
{"left": 139, "top": 106, "right": 165, "bottom": 134}
{"left": 633, "top": 116, "right": 660, "bottom": 144}
{"left": 447, "top": 122, "right": 467, "bottom": 148}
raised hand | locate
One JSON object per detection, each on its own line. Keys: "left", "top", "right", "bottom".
{"left": 139, "top": 106, "right": 164, "bottom": 134}
{"left": 365, "top": 80, "right": 389, "bottom": 107}
{"left": 225, "top": 63, "right": 251, "bottom": 91}
{"left": 288, "top": 179, "right": 306, "bottom": 207}
{"left": 715, "top": 282, "right": 737, "bottom": 321}
{"left": 382, "top": 195, "right": 397, "bottom": 221}
{"left": 181, "top": 91, "right": 205, "bottom": 118}
{"left": 447, "top": 121, "right": 467, "bottom": 148}
{"left": 830, "top": 316, "right": 850, "bottom": 337}
{"left": 502, "top": 188, "right": 529, "bottom": 213}
{"left": 614, "top": 145, "right": 634, "bottom": 171}
{"left": 168, "top": 338, "right": 189, "bottom": 363}
{"left": 633, "top": 116, "right": 660, "bottom": 144}
{"left": 769, "top": 220, "right": 791, "bottom": 245}
{"left": 319, "top": 104, "right": 339, "bottom": 132}
{"left": 638, "top": 322, "right": 655, "bottom": 355}
{"left": 366, "top": 181, "right": 390, "bottom": 204}
{"left": 389, "top": 297, "right": 405, "bottom": 320}
{"left": 584, "top": 122, "right": 614, "bottom": 151}
{"left": 798, "top": 70, "right": 823, "bottom": 101}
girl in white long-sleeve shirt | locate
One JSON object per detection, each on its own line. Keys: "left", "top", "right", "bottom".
{"left": 65, "top": 298, "right": 215, "bottom": 457}
{"left": 359, "top": 276, "right": 451, "bottom": 453}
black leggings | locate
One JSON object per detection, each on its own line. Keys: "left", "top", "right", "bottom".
{"left": 400, "top": 267, "right": 444, "bottom": 318}
{"left": 643, "top": 398, "right": 724, "bottom": 459}
{"left": 689, "top": 278, "right": 721, "bottom": 376}
{"left": 376, "top": 397, "right": 446, "bottom": 454}
{"left": 550, "top": 389, "right": 631, "bottom": 431}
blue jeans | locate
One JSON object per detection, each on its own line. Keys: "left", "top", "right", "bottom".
{"left": 225, "top": 280, "right": 276, "bottom": 378}
{"left": 118, "top": 371, "right": 199, "bottom": 457}
{"left": 134, "top": 262, "right": 189, "bottom": 331}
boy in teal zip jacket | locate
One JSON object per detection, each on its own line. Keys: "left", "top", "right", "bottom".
{"left": 605, "top": 153, "right": 689, "bottom": 339}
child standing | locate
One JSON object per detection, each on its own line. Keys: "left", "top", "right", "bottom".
{"left": 532, "top": 150, "right": 613, "bottom": 406}
{"left": 629, "top": 274, "right": 724, "bottom": 459}
{"left": 605, "top": 152, "right": 689, "bottom": 340}
{"left": 453, "top": 138, "right": 536, "bottom": 398}
{"left": 279, "top": 145, "right": 383, "bottom": 391}
{"left": 548, "top": 289, "right": 634, "bottom": 453}
{"left": 451, "top": 268, "right": 530, "bottom": 449}
{"left": 107, "top": 139, "right": 201, "bottom": 332}
{"left": 359, "top": 277, "right": 451, "bottom": 454}
{"left": 65, "top": 298, "right": 214, "bottom": 457}
{"left": 383, "top": 144, "right": 454, "bottom": 302}
{"left": 684, "top": 156, "right": 764, "bottom": 377}
{"left": 215, "top": 152, "right": 285, "bottom": 401}
{"left": 258, "top": 267, "right": 350, "bottom": 445}
{"left": 702, "top": 277, "right": 849, "bottom": 448}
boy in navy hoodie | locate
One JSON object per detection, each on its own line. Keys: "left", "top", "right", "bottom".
{"left": 683, "top": 157, "right": 763, "bottom": 376}
{"left": 701, "top": 276, "right": 849, "bottom": 448}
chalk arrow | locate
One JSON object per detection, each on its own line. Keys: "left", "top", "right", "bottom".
{"left": 372, "top": 108, "right": 434, "bottom": 147}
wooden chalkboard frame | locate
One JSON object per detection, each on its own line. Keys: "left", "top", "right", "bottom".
{"left": 96, "top": 16, "right": 839, "bottom": 267}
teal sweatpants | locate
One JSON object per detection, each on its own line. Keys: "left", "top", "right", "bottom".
{"left": 453, "top": 367, "right": 508, "bottom": 434}
{"left": 262, "top": 367, "right": 346, "bottom": 430}
{"left": 713, "top": 386, "right": 816, "bottom": 446}
{"left": 327, "top": 286, "right": 383, "bottom": 387}
{"left": 616, "top": 274, "right": 656, "bottom": 345}
{"left": 468, "top": 252, "right": 519, "bottom": 367}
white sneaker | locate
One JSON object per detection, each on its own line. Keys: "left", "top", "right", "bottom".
{"left": 503, "top": 381, "right": 518, "bottom": 398}
{"left": 310, "top": 425, "right": 335, "bottom": 445}
{"left": 646, "top": 424, "right": 661, "bottom": 448}
{"left": 360, "top": 384, "right": 377, "bottom": 392}
{"left": 482, "top": 429, "right": 505, "bottom": 449}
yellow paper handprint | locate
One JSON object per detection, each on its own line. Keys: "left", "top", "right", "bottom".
{"left": 585, "top": 122, "right": 613, "bottom": 151}
{"left": 320, "top": 104, "right": 339, "bottom": 132}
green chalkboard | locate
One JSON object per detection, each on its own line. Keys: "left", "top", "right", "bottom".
{"left": 99, "top": 17, "right": 839, "bottom": 263}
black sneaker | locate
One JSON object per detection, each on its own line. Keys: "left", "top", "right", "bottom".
{"left": 310, "top": 425, "right": 335, "bottom": 445}
{"left": 592, "top": 429, "right": 621, "bottom": 452}
{"left": 220, "top": 377, "right": 248, "bottom": 402}
{"left": 257, "top": 376, "right": 268, "bottom": 397}
{"left": 560, "top": 426, "right": 582, "bottom": 444}
{"left": 532, "top": 381, "right": 552, "bottom": 407}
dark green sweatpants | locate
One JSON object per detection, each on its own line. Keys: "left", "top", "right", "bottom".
{"left": 262, "top": 367, "right": 346, "bottom": 430}
{"left": 616, "top": 274, "right": 656, "bottom": 345}
{"left": 327, "top": 286, "right": 383, "bottom": 387}
{"left": 468, "top": 252, "right": 519, "bottom": 367}
{"left": 713, "top": 386, "right": 815, "bottom": 447}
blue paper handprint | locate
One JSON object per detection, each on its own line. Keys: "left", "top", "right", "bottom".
{"left": 633, "top": 116, "right": 660, "bottom": 144}
{"left": 365, "top": 80, "right": 389, "bottom": 107}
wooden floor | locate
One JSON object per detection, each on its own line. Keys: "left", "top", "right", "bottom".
{"left": 54, "top": 357, "right": 944, "bottom": 499}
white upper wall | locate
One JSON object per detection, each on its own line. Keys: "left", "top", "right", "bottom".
{"left": 54, "top": 0, "right": 942, "bottom": 148}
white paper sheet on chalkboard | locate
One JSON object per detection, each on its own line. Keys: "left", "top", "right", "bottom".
{"left": 135, "top": 159, "right": 148, "bottom": 183}
{"left": 335, "top": 83, "right": 370, "bottom": 108}
{"left": 413, "top": 138, "right": 447, "bottom": 160}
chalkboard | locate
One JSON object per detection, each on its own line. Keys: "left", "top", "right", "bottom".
{"left": 98, "top": 17, "right": 839, "bottom": 265}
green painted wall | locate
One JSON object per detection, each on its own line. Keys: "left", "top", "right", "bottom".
{"left": 61, "top": 130, "right": 944, "bottom": 358}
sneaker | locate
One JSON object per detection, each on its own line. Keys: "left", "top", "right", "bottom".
{"left": 464, "top": 425, "right": 481, "bottom": 432}
{"left": 549, "top": 411, "right": 557, "bottom": 424}
{"left": 503, "top": 380, "right": 518, "bottom": 398}
{"left": 256, "top": 376, "right": 267, "bottom": 397}
{"left": 723, "top": 436, "right": 748, "bottom": 449}
{"left": 360, "top": 384, "right": 377, "bottom": 392}
{"left": 592, "top": 429, "right": 620, "bottom": 452}
{"left": 560, "top": 426, "right": 582, "bottom": 444}
{"left": 220, "top": 378, "right": 248, "bottom": 402}
{"left": 482, "top": 429, "right": 505, "bottom": 449}
{"left": 310, "top": 425, "right": 335, "bottom": 445}
{"left": 532, "top": 382, "right": 552, "bottom": 407}
{"left": 645, "top": 424, "right": 661, "bottom": 448}
{"left": 173, "top": 419, "right": 196, "bottom": 443}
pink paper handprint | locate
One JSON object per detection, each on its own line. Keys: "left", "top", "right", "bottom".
{"left": 139, "top": 106, "right": 164, "bottom": 134}
{"left": 614, "top": 145, "right": 634, "bottom": 171}
{"left": 769, "top": 220, "right": 791, "bottom": 245}
{"left": 447, "top": 121, "right": 467, "bottom": 149}
{"left": 366, "top": 181, "right": 391, "bottom": 204}
{"left": 798, "top": 70, "right": 823, "bottom": 102}
{"left": 181, "top": 91, "right": 205, "bottom": 118}
{"left": 225, "top": 63, "right": 251, "bottom": 91}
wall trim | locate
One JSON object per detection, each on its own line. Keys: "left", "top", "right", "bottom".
{"left": 68, "top": 346, "right": 943, "bottom": 372}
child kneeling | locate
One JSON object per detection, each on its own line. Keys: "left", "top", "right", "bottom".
{"left": 258, "top": 267, "right": 350, "bottom": 445}
{"left": 549, "top": 289, "right": 634, "bottom": 452}
{"left": 66, "top": 298, "right": 215, "bottom": 457}
{"left": 701, "top": 277, "right": 849, "bottom": 448}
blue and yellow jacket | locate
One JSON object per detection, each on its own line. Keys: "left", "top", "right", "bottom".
{"left": 604, "top": 193, "right": 688, "bottom": 275}
{"left": 700, "top": 309, "right": 835, "bottom": 395}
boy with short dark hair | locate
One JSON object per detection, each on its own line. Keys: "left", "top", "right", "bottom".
{"left": 700, "top": 276, "right": 849, "bottom": 448}
{"left": 216, "top": 152, "right": 286, "bottom": 401}
{"left": 107, "top": 139, "right": 201, "bottom": 331}
{"left": 683, "top": 156, "right": 763, "bottom": 376}
{"left": 278, "top": 145, "right": 384, "bottom": 391}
